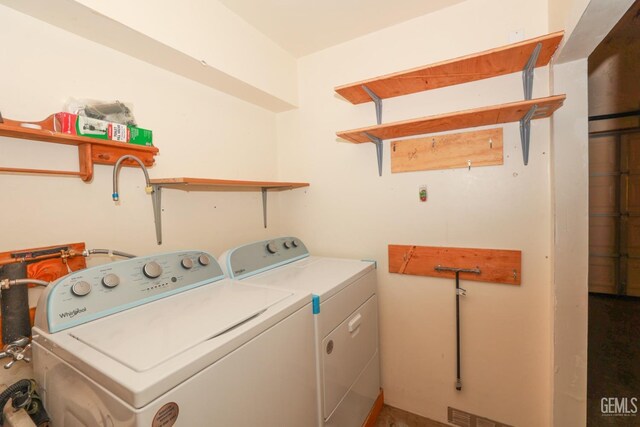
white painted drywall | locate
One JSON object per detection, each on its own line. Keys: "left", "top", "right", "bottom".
{"left": 74, "top": 0, "right": 299, "bottom": 107}
{"left": 0, "top": 5, "right": 287, "bottom": 261}
{"left": 276, "top": 0, "right": 552, "bottom": 425}
{"left": 550, "top": 58, "right": 589, "bottom": 427}
{"left": 0, "top": 0, "right": 298, "bottom": 112}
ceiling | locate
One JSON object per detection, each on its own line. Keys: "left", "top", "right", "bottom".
{"left": 216, "top": 0, "right": 467, "bottom": 57}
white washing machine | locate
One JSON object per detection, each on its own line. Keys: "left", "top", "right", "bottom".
{"left": 220, "top": 237, "right": 380, "bottom": 427}
{"left": 31, "top": 250, "right": 318, "bottom": 426}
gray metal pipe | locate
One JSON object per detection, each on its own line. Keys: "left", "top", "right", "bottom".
{"left": 112, "top": 155, "right": 152, "bottom": 201}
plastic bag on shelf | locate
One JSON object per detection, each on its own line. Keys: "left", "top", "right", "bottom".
{"left": 65, "top": 98, "right": 137, "bottom": 126}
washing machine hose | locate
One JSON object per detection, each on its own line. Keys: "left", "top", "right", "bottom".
{"left": 0, "top": 379, "right": 50, "bottom": 427}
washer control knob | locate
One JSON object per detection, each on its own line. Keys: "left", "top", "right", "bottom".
{"left": 143, "top": 261, "right": 163, "bottom": 279}
{"left": 291, "top": 239, "right": 299, "bottom": 248}
{"left": 102, "top": 273, "right": 120, "bottom": 288}
{"left": 181, "top": 258, "right": 194, "bottom": 269}
{"left": 283, "top": 241, "right": 291, "bottom": 249}
{"left": 266, "top": 242, "right": 278, "bottom": 254}
{"left": 198, "top": 255, "right": 210, "bottom": 266}
{"left": 72, "top": 281, "right": 92, "bottom": 297}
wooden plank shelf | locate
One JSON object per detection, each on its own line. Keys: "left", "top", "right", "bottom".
{"left": 335, "top": 31, "right": 564, "bottom": 104}
{"left": 149, "top": 177, "right": 309, "bottom": 191}
{"left": 0, "top": 115, "right": 158, "bottom": 181}
{"left": 337, "top": 95, "right": 565, "bottom": 143}
{"left": 149, "top": 177, "right": 309, "bottom": 245}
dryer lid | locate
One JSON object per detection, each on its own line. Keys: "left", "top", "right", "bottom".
{"left": 67, "top": 281, "right": 293, "bottom": 372}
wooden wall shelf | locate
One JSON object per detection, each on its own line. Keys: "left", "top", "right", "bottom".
{"left": 337, "top": 95, "right": 565, "bottom": 143}
{"left": 334, "top": 31, "right": 565, "bottom": 175}
{"left": 0, "top": 115, "right": 158, "bottom": 181}
{"left": 335, "top": 31, "right": 564, "bottom": 105}
{"left": 149, "top": 178, "right": 309, "bottom": 244}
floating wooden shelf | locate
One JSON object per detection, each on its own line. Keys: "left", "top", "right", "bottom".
{"left": 149, "top": 178, "right": 309, "bottom": 191}
{"left": 337, "top": 95, "right": 565, "bottom": 143}
{"left": 0, "top": 115, "right": 158, "bottom": 181}
{"left": 149, "top": 177, "right": 310, "bottom": 244}
{"left": 335, "top": 31, "right": 564, "bottom": 104}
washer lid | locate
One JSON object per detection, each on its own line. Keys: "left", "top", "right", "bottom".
{"left": 67, "top": 281, "right": 293, "bottom": 372}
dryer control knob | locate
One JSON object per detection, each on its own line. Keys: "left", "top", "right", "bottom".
{"left": 266, "top": 242, "right": 278, "bottom": 254}
{"left": 283, "top": 241, "right": 291, "bottom": 249}
{"left": 198, "top": 255, "right": 210, "bottom": 266}
{"left": 102, "top": 273, "right": 120, "bottom": 288}
{"left": 181, "top": 258, "right": 194, "bottom": 269}
{"left": 291, "top": 239, "right": 299, "bottom": 248}
{"left": 143, "top": 261, "right": 163, "bottom": 279}
{"left": 72, "top": 281, "right": 92, "bottom": 297}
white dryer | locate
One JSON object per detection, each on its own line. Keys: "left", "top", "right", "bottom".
{"left": 220, "top": 237, "right": 380, "bottom": 427}
{"left": 31, "top": 250, "right": 318, "bottom": 426}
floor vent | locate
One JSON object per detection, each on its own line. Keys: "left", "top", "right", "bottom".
{"left": 448, "top": 407, "right": 513, "bottom": 427}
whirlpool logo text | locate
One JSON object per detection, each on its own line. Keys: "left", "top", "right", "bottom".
{"left": 59, "top": 307, "right": 87, "bottom": 319}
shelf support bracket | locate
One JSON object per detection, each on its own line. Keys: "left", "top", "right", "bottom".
{"left": 151, "top": 185, "right": 163, "bottom": 245}
{"left": 519, "top": 105, "right": 538, "bottom": 165}
{"left": 522, "top": 42, "right": 542, "bottom": 100}
{"left": 364, "top": 132, "right": 384, "bottom": 176}
{"left": 362, "top": 85, "right": 383, "bottom": 124}
{"left": 261, "top": 188, "right": 268, "bottom": 228}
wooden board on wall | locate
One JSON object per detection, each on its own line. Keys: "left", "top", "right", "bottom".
{"left": 0, "top": 242, "right": 86, "bottom": 343}
{"left": 388, "top": 245, "right": 521, "bottom": 285}
{"left": 390, "top": 128, "right": 503, "bottom": 173}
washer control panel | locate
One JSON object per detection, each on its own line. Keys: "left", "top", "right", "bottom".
{"left": 39, "top": 251, "right": 224, "bottom": 333}
{"left": 225, "top": 237, "right": 308, "bottom": 279}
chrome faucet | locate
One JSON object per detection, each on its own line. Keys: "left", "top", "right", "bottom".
{"left": 0, "top": 337, "right": 31, "bottom": 369}
{"left": 112, "top": 155, "right": 153, "bottom": 202}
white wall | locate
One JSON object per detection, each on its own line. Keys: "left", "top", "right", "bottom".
{"left": 277, "top": 0, "right": 553, "bottom": 425}
{"left": 0, "top": 5, "right": 285, "bottom": 261}
{"left": 0, "top": 0, "right": 298, "bottom": 112}
{"left": 550, "top": 59, "right": 589, "bottom": 427}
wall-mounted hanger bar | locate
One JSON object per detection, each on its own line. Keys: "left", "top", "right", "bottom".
{"left": 434, "top": 265, "right": 481, "bottom": 391}
{"left": 388, "top": 245, "right": 521, "bottom": 285}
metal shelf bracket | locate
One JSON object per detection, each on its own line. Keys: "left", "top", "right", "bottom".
{"left": 519, "top": 104, "right": 538, "bottom": 165}
{"left": 362, "top": 85, "right": 383, "bottom": 125}
{"left": 151, "top": 185, "right": 163, "bottom": 245}
{"left": 364, "top": 132, "right": 384, "bottom": 176}
{"left": 362, "top": 85, "right": 384, "bottom": 177}
{"left": 150, "top": 184, "right": 273, "bottom": 245}
{"left": 522, "top": 42, "right": 542, "bottom": 100}
{"left": 261, "top": 188, "right": 268, "bottom": 229}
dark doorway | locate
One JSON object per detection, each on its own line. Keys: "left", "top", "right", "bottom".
{"left": 587, "top": 1, "right": 640, "bottom": 424}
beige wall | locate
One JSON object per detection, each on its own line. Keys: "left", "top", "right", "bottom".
{"left": 550, "top": 59, "right": 589, "bottom": 427}
{"left": 277, "top": 0, "right": 552, "bottom": 425}
{"left": 0, "top": 0, "right": 299, "bottom": 112}
{"left": 0, "top": 5, "right": 287, "bottom": 260}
